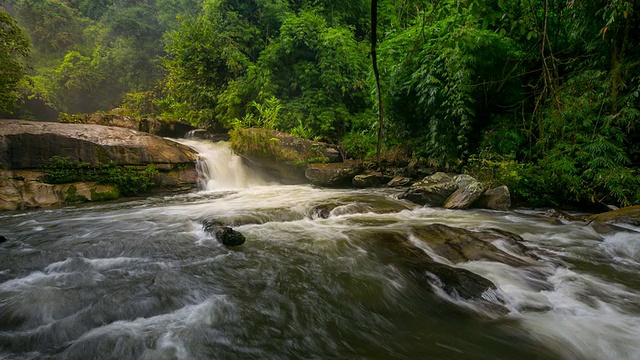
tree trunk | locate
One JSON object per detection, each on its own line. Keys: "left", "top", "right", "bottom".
{"left": 371, "top": 0, "right": 384, "bottom": 165}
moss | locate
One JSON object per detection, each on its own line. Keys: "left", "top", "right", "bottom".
{"left": 230, "top": 128, "right": 330, "bottom": 168}
{"left": 65, "top": 185, "right": 88, "bottom": 203}
{"left": 90, "top": 187, "right": 120, "bottom": 201}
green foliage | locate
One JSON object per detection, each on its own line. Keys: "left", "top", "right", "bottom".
{"left": 0, "top": 10, "right": 30, "bottom": 114}
{"left": 121, "top": 90, "right": 162, "bottom": 117}
{"left": 380, "top": 3, "right": 523, "bottom": 166}
{"left": 230, "top": 128, "right": 329, "bottom": 167}
{"left": 43, "top": 156, "right": 159, "bottom": 196}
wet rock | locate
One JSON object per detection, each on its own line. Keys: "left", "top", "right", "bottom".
{"left": 310, "top": 204, "right": 337, "bottom": 219}
{"left": 411, "top": 224, "right": 531, "bottom": 267}
{"left": 352, "top": 172, "right": 385, "bottom": 188}
{"left": 443, "top": 180, "right": 484, "bottom": 209}
{"left": 305, "top": 160, "right": 364, "bottom": 187}
{"left": 202, "top": 220, "right": 246, "bottom": 247}
{"left": 587, "top": 205, "right": 640, "bottom": 227}
{"left": 0, "top": 235, "right": 7, "bottom": 243}
{"left": 398, "top": 172, "right": 457, "bottom": 207}
{"left": 372, "top": 232, "right": 501, "bottom": 301}
{"left": 544, "top": 209, "right": 586, "bottom": 222}
{"left": 387, "top": 176, "right": 412, "bottom": 187}
{"left": 475, "top": 186, "right": 511, "bottom": 211}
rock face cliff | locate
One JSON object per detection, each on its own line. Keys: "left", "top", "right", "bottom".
{"left": 0, "top": 120, "right": 198, "bottom": 210}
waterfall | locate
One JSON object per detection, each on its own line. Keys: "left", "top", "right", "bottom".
{"left": 175, "top": 139, "right": 268, "bottom": 190}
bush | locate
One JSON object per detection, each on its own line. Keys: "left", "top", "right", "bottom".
{"left": 43, "top": 156, "right": 158, "bottom": 196}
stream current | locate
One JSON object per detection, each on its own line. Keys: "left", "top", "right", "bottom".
{"left": 1, "top": 139, "right": 640, "bottom": 360}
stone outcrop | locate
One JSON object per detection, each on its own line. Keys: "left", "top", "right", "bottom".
{"left": 387, "top": 176, "right": 412, "bottom": 187}
{"left": 352, "top": 172, "right": 388, "bottom": 188}
{"left": 587, "top": 205, "right": 640, "bottom": 226}
{"left": 305, "top": 160, "right": 364, "bottom": 187}
{"left": 0, "top": 172, "right": 119, "bottom": 210}
{"left": 399, "top": 172, "right": 512, "bottom": 211}
{"left": 61, "top": 112, "right": 195, "bottom": 138}
{"left": 443, "top": 179, "right": 484, "bottom": 209}
{"left": 398, "top": 172, "right": 458, "bottom": 206}
{"left": 369, "top": 231, "right": 502, "bottom": 302}
{"left": 0, "top": 120, "right": 198, "bottom": 210}
{"left": 411, "top": 224, "right": 533, "bottom": 267}
{"left": 231, "top": 128, "right": 342, "bottom": 184}
{"left": 475, "top": 185, "right": 511, "bottom": 211}
{"left": 0, "top": 120, "right": 197, "bottom": 168}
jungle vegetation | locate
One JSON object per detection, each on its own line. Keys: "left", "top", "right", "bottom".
{"left": 1, "top": 0, "right": 638, "bottom": 208}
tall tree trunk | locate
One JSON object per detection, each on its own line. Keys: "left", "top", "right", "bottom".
{"left": 371, "top": 0, "right": 384, "bottom": 164}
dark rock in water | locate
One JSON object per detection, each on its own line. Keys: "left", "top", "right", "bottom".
{"left": 475, "top": 186, "right": 511, "bottom": 211}
{"left": 0, "top": 235, "right": 7, "bottom": 243}
{"left": 310, "top": 204, "right": 337, "bottom": 219}
{"left": 411, "top": 224, "right": 532, "bottom": 267}
{"left": 202, "top": 219, "right": 246, "bottom": 246}
{"left": 587, "top": 205, "right": 640, "bottom": 227}
{"left": 305, "top": 160, "right": 364, "bottom": 187}
{"left": 398, "top": 172, "right": 458, "bottom": 206}
{"left": 418, "top": 262, "right": 499, "bottom": 301}
{"left": 443, "top": 180, "right": 484, "bottom": 209}
{"left": 214, "top": 227, "right": 246, "bottom": 247}
{"left": 544, "top": 209, "right": 586, "bottom": 222}
{"left": 371, "top": 232, "right": 501, "bottom": 302}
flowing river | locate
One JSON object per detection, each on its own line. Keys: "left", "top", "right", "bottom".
{"left": 1, "top": 139, "right": 640, "bottom": 360}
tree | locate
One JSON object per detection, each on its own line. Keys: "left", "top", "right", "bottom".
{"left": 0, "top": 10, "right": 30, "bottom": 114}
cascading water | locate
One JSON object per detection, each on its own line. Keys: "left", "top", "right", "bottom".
{"left": 1, "top": 139, "right": 640, "bottom": 359}
{"left": 175, "top": 139, "right": 268, "bottom": 190}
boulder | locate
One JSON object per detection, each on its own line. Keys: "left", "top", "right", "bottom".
{"left": 587, "top": 205, "right": 640, "bottom": 227}
{"left": 453, "top": 174, "right": 477, "bottom": 188}
{"left": 231, "top": 128, "right": 343, "bottom": 184}
{"left": 305, "top": 160, "right": 364, "bottom": 187}
{"left": 202, "top": 220, "right": 246, "bottom": 247}
{"left": 398, "top": 172, "right": 457, "bottom": 206}
{"left": 443, "top": 180, "right": 484, "bottom": 209}
{"left": 64, "top": 112, "right": 195, "bottom": 138}
{"left": 0, "top": 120, "right": 197, "bottom": 168}
{"left": 387, "top": 176, "right": 412, "bottom": 187}
{"left": 372, "top": 232, "right": 501, "bottom": 301}
{"left": 411, "top": 224, "right": 531, "bottom": 267}
{"left": 476, "top": 186, "right": 511, "bottom": 211}
{"left": 0, "top": 120, "right": 198, "bottom": 210}
{"left": 352, "top": 172, "right": 386, "bottom": 188}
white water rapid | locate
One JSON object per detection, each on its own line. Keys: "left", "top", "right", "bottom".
{"left": 1, "top": 139, "right": 639, "bottom": 360}
{"left": 177, "top": 139, "right": 268, "bottom": 190}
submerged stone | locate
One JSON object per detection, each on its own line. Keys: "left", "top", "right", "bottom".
{"left": 202, "top": 219, "right": 246, "bottom": 246}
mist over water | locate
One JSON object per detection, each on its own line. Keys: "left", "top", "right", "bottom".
{"left": 1, "top": 140, "right": 639, "bottom": 359}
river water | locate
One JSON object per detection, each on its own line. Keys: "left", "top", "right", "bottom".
{"left": 1, "top": 140, "right": 639, "bottom": 360}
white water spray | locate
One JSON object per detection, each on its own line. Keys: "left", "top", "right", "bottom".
{"left": 175, "top": 139, "right": 268, "bottom": 190}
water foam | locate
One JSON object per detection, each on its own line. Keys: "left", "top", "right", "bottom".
{"left": 175, "top": 139, "right": 268, "bottom": 190}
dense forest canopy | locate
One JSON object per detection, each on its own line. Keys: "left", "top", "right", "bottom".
{"left": 1, "top": 0, "right": 639, "bottom": 208}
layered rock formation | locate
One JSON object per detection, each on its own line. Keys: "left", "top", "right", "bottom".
{"left": 0, "top": 120, "right": 198, "bottom": 210}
